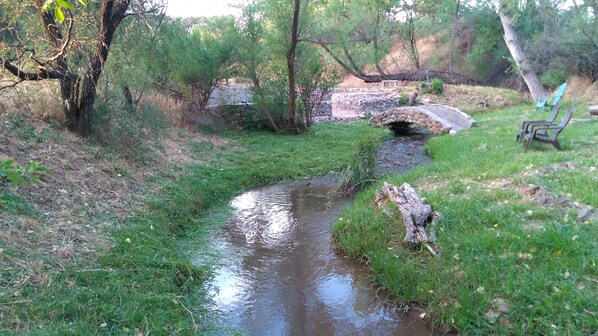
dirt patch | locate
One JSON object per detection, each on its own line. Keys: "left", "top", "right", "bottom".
{"left": 421, "top": 85, "right": 528, "bottom": 114}
{"left": 478, "top": 171, "right": 597, "bottom": 224}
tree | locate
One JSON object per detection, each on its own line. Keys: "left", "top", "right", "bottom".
{"left": 286, "top": 0, "right": 301, "bottom": 133}
{"left": 311, "top": 0, "right": 476, "bottom": 84}
{"left": 557, "top": 0, "right": 598, "bottom": 80}
{"left": 0, "top": 0, "right": 165, "bottom": 137}
{"left": 234, "top": 0, "right": 337, "bottom": 133}
{"left": 497, "top": 1, "right": 547, "bottom": 100}
{"left": 153, "top": 17, "right": 237, "bottom": 113}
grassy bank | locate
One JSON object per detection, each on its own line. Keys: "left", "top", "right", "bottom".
{"left": 1, "top": 120, "right": 386, "bottom": 335}
{"left": 334, "top": 105, "right": 597, "bottom": 334}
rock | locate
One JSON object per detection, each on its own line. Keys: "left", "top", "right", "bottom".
{"left": 494, "top": 298, "right": 509, "bottom": 314}
{"left": 577, "top": 206, "right": 596, "bottom": 222}
{"left": 589, "top": 105, "right": 598, "bottom": 116}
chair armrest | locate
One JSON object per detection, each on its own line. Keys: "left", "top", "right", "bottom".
{"left": 530, "top": 125, "right": 564, "bottom": 133}
{"left": 522, "top": 120, "right": 552, "bottom": 133}
{"left": 537, "top": 95, "right": 560, "bottom": 105}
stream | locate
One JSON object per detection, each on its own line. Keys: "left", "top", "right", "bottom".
{"left": 201, "top": 133, "right": 432, "bottom": 335}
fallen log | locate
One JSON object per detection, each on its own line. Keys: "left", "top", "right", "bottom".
{"left": 374, "top": 182, "right": 440, "bottom": 255}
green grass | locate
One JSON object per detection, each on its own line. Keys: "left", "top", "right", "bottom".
{"left": 333, "top": 106, "right": 598, "bottom": 334}
{"left": 0, "top": 122, "right": 386, "bottom": 335}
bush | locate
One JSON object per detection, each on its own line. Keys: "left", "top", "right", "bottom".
{"left": 334, "top": 129, "right": 385, "bottom": 192}
{"left": 93, "top": 100, "right": 170, "bottom": 161}
{"left": 419, "top": 78, "right": 443, "bottom": 95}
{"left": 0, "top": 159, "right": 48, "bottom": 187}
{"left": 541, "top": 70, "right": 568, "bottom": 88}
{"left": 430, "top": 77, "right": 444, "bottom": 94}
{"left": 399, "top": 93, "right": 409, "bottom": 105}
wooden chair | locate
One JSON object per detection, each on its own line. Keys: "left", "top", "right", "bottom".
{"left": 517, "top": 102, "right": 561, "bottom": 142}
{"left": 525, "top": 103, "right": 574, "bottom": 152}
{"left": 536, "top": 82, "right": 566, "bottom": 112}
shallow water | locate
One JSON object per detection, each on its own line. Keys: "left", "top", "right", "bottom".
{"left": 204, "top": 177, "right": 431, "bottom": 335}
{"left": 376, "top": 134, "right": 432, "bottom": 175}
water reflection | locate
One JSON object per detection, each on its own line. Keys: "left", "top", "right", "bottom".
{"left": 199, "top": 178, "right": 431, "bottom": 336}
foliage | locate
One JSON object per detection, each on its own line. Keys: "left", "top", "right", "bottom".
{"left": 0, "top": 0, "right": 166, "bottom": 137}
{"left": 541, "top": 70, "right": 568, "bottom": 88}
{"left": 41, "top": 0, "right": 88, "bottom": 22}
{"left": 92, "top": 99, "right": 170, "bottom": 161}
{"left": 334, "top": 129, "right": 387, "bottom": 192}
{"left": 334, "top": 105, "right": 598, "bottom": 334}
{"left": 153, "top": 17, "right": 237, "bottom": 113}
{"left": 399, "top": 93, "right": 409, "bottom": 105}
{"left": 0, "top": 159, "right": 48, "bottom": 187}
{"left": 431, "top": 77, "right": 444, "bottom": 94}
{"left": 233, "top": 0, "right": 340, "bottom": 133}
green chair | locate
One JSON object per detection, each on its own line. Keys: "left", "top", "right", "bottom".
{"left": 536, "top": 82, "right": 566, "bottom": 112}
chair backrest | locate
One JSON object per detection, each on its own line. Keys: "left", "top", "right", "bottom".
{"left": 555, "top": 103, "right": 575, "bottom": 131}
{"left": 547, "top": 101, "right": 561, "bottom": 123}
{"left": 555, "top": 82, "right": 567, "bottom": 97}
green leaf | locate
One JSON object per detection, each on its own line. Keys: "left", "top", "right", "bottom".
{"left": 57, "top": 0, "right": 75, "bottom": 10}
{"left": 78, "top": 0, "right": 87, "bottom": 6}
{"left": 41, "top": 0, "right": 55, "bottom": 12}
{"left": 54, "top": 5, "right": 65, "bottom": 22}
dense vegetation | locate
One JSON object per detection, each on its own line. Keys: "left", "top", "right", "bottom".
{"left": 1, "top": 0, "right": 597, "bottom": 135}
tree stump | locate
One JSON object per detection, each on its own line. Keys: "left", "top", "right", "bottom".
{"left": 374, "top": 182, "right": 440, "bottom": 255}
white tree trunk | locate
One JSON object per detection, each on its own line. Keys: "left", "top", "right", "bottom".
{"left": 498, "top": 10, "right": 547, "bottom": 101}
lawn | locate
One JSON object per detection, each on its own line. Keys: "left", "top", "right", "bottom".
{"left": 333, "top": 104, "right": 597, "bottom": 334}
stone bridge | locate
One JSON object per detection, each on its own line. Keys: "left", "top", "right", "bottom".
{"left": 369, "top": 104, "right": 476, "bottom": 134}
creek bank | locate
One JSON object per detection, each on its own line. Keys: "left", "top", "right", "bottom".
{"left": 332, "top": 106, "right": 598, "bottom": 335}
{"left": 201, "top": 177, "right": 431, "bottom": 335}
{"left": 202, "top": 130, "right": 438, "bottom": 335}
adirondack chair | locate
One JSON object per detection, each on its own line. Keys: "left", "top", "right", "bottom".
{"left": 536, "top": 82, "right": 566, "bottom": 112}
{"left": 517, "top": 102, "right": 561, "bottom": 142}
{"left": 525, "top": 103, "right": 574, "bottom": 152}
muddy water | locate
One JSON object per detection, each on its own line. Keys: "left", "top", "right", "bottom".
{"left": 205, "top": 176, "right": 431, "bottom": 335}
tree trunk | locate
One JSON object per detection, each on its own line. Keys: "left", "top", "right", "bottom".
{"left": 50, "top": 0, "right": 129, "bottom": 137}
{"left": 286, "top": 0, "right": 301, "bottom": 133}
{"left": 372, "top": 12, "right": 386, "bottom": 76}
{"left": 448, "top": 0, "right": 461, "bottom": 75}
{"left": 498, "top": 10, "right": 547, "bottom": 101}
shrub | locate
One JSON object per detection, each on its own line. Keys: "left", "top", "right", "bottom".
{"left": 399, "top": 93, "right": 409, "bottom": 105}
{"left": 0, "top": 159, "right": 48, "bottom": 187}
{"left": 430, "top": 77, "right": 444, "bottom": 94}
{"left": 334, "top": 129, "right": 385, "bottom": 192}
{"left": 541, "top": 70, "right": 568, "bottom": 88}
{"left": 419, "top": 78, "right": 444, "bottom": 95}
{"left": 93, "top": 100, "right": 170, "bottom": 161}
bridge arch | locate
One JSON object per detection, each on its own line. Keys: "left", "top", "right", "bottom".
{"left": 369, "top": 105, "right": 476, "bottom": 135}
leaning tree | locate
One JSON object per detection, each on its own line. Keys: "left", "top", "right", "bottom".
{"left": 0, "top": 0, "right": 165, "bottom": 137}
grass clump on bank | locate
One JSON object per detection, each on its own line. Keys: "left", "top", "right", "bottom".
{"left": 334, "top": 105, "right": 597, "bottom": 335}
{"left": 1, "top": 120, "right": 386, "bottom": 335}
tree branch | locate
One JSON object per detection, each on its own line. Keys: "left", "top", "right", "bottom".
{"left": 0, "top": 59, "right": 78, "bottom": 81}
